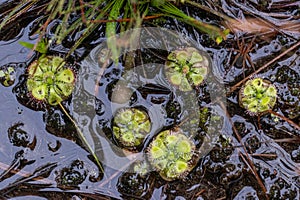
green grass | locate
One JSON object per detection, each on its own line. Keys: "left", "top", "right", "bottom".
{"left": 0, "top": 0, "right": 229, "bottom": 57}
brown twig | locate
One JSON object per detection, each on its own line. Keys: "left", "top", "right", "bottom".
{"left": 79, "top": 0, "right": 163, "bottom": 24}
{"left": 273, "top": 137, "right": 300, "bottom": 143}
{"left": 238, "top": 152, "right": 268, "bottom": 199}
{"left": 79, "top": 0, "right": 88, "bottom": 25}
{"left": 219, "top": 102, "right": 268, "bottom": 199}
{"left": 98, "top": 155, "right": 140, "bottom": 188}
{"left": 0, "top": 161, "right": 56, "bottom": 185}
{"left": 267, "top": 110, "right": 300, "bottom": 130}
{"left": 228, "top": 40, "right": 300, "bottom": 94}
{"left": 195, "top": 189, "right": 206, "bottom": 198}
{"left": 250, "top": 153, "right": 277, "bottom": 159}
{"left": 185, "top": 0, "right": 232, "bottom": 21}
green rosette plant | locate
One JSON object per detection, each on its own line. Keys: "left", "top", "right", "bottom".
{"left": 0, "top": 66, "right": 15, "bottom": 87}
{"left": 27, "top": 56, "right": 75, "bottom": 106}
{"left": 147, "top": 128, "right": 197, "bottom": 181}
{"left": 112, "top": 108, "right": 151, "bottom": 149}
{"left": 165, "top": 47, "right": 210, "bottom": 91}
{"left": 239, "top": 78, "right": 277, "bottom": 115}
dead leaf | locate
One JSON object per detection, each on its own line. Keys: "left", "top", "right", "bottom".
{"left": 225, "top": 18, "right": 273, "bottom": 34}
{"left": 225, "top": 17, "right": 300, "bottom": 37}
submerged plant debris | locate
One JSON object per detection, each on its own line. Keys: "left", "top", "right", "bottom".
{"left": 0, "top": 0, "right": 299, "bottom": 200}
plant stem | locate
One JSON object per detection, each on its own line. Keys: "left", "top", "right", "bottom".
{"left": 58, "top": 102, "right": 105, "bottom": 175}
{"left": 156, "top": 2, "right": 228, "bottom": 42}
{"left": 185, "top": 0, "right": 232, "bottom": 21}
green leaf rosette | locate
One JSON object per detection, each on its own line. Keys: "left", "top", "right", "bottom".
{"left": 27, "top": 56, "right": 75, "bottom": 105}
{"left": 112, "top": 108, "right": 151, "bottom": 150}
{"left": 147, "top": 128, "right": 197, "bottom": 181}
{"left": 239, "top": 78, "right": 277, "bottom": 115}
{"left": 165, "top": 47, "right": 210, "bottom": 91}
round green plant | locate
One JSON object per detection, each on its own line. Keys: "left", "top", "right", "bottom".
{"left": 165, "top": 47, "right": 210, "bottom": 91}
{"left": 239, "top": 78, "right": 277, "bottom": 115}
{"left": 147, "top": 128, "right": 197, "bottom": 181}
{"left": 112, "top": 108, "right": 151, "bottom": 149}
{"left": 26, "top": 56, "right": 75, "bottom": 106}
{"left": 0, "top": 66, "right": 15, "bottom": 87}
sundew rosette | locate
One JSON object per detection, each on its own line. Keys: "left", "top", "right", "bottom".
{"left": 165, "top": 47, "right": 210, "bottom": 91}
{"left": 147, "top": 128, "right": 198, "bottom": 181}
{"left": 0, "top": 66, "right": 15, "bottom": 87}
{"left": 112, "top": 108, "right": 151, "bottom": 149}
{"left": 26, "top": 56, "right": 75, "bottom": 106}
{"left": 239, "top": 78, "right": 277, "bottom": 115}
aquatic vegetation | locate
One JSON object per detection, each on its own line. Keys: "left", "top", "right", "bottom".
{"left": 152, "top": 1, "right": 229, "bottom": 43}
{"left": 0, "top": 66, "right": 16, "bottom": 87}
{"left": 133, "top": 160, "right": 150, "bottom": 177}
{"left": 147, "top": 128, "right": 197, "bottom": 181}
{"left": 55, "top": 160, "right": 87, "bottom": 188}
{"left": 26, "top": 56, "right": 75, "bottom": 106}
{"left": 239, "top": 78, "right": 277, "bottom": 115}
{"left": 0, "top": 0, "right": 228, "bottom": 60}
{"left": 112, "top": 108, "right": 151, "bottom": 149}
{"left": 117, "top": 170, "right": 152, "bottom": 199}
{"left": 165, "top": 47, "right": 210, "bottom": 91}
{"left": 8, "top": 122, "right": 31, "bottom": 148}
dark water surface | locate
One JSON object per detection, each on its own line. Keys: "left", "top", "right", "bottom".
{"left": 0, "top": 0, "right": 299, "bottom": 199}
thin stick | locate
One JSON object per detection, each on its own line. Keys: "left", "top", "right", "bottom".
{"left": 79, "top": 0, "right": 163, "bottom": 25}
{"left": 267, "top": 110, "right": 300, "bottom": 130}
{"left": 250, "top": 153, "right": 277, "bottom": 159}
{"left": 238, "top": 152, "right": 268, "bottom": 198}
{"left": 58, "top": 102, "right": 105, "bottom": 175}
{"left": 220, "top": 102, "right": 268, "bottom": 198}
{"left": 229, "top": 40, "right": 300, "bottom": 94}
{"left": 79, "top": 0, "right": 88, "bottom": 25}
{"left": 98, "top": 156, "right": 139, "bottom": 188}
{"left": 185, "top": 0, "right": 232, "bottom": 21}
{"left": 0, "top": 161, "right": 56, "bottom": 185}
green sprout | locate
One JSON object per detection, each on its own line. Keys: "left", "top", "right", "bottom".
{"left": 0, "top": 66, "right": 16, "bottom": 87}
{"left": 113, "top": 108, "right": 151, "bottom": 149}
{"left": 133, "top": 160, "right": 150, "bottom": 177}
{"left": 165, "top": 47, "right": 210, "bottom": 91}
{"left": 239, "top": 78, "right": 277, "bottom": 115}
{"left": 147, "top": 128, "right": 197, "bottom": 181}
{"left": 26, "top": 56, "right": 75, "bottom": 106}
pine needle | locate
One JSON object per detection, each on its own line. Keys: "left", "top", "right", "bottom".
{"left": 58, "top": 102, "right": 105, "bottom": 175}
